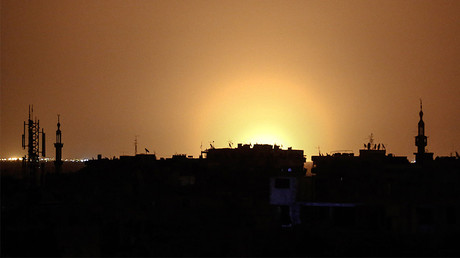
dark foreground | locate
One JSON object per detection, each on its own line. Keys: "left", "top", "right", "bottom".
{"left": 2, "top": 157, "right": 460, "bottom": 257}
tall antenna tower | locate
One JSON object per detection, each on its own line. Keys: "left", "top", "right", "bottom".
{"left": 22, "top": 105, "right": 46, "bottom": 184}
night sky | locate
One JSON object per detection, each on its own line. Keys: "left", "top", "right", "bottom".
{"left": 1, "top": 0, "right": 459, "bottom": 160}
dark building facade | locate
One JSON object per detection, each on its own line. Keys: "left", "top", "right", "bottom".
{"left": 302, "top": 105, "right": 460, "bottom": 255}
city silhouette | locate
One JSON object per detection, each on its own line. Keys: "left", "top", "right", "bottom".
{"left": 2, "top": 103, "right": 459, "bottom": 257}
{"left": 2, "top": 1, "right": 459, "bottom": 257}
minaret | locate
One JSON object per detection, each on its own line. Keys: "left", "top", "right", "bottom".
{"left": 54, "top": 115, "right": 63, "bottom": 173}
{"left": 415, "top": 100, "right": 427, "bottom": 154}
{"left": 414, "top": 100, "right": 433, "bottom": 164}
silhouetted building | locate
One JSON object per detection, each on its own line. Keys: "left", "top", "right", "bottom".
{"left": 202, "top": 143, "right": 306, "bottom": 227}
{"left": 203, "top": 143, "right": 305, "bottom": 174}
{"left": 303, "top": 104, "right": 460, "bottom": 255}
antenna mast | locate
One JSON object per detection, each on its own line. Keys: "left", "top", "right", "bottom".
{"left": 134, "top": 135, "right": 139, "bottom": 155}
{"left": 22, "top": 105, "right": 46, "bottom": 186}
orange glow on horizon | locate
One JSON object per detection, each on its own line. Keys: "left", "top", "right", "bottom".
{"left": 240, "top": 123, "right": 290, "bottom": 147}
{"left": 3, "top": 1, "right": 458, "bottom": 159}
{"left": 193, "top": 75, "right": 335, "bottom": 153}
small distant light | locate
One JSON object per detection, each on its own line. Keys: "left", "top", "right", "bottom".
{"left": 288, "top": 168, "right": 292, "bottom": 172}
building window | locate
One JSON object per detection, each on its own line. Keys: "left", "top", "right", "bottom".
{"left": 275, "top": 178, "right": 290, "bottom": 189}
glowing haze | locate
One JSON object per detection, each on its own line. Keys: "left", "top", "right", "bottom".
{"left": 1, "top": 0, "right": 459, "bottom": 160}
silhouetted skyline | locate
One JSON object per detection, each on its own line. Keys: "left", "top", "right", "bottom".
{"left": 1, "top": 0, "right": 459, "bottom": 160}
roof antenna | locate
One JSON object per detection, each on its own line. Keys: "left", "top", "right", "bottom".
{"left": 369, "top": 133, "right": 374, "bottom": 149}
{"left": 134, "top": 135, "right": 139, "bottom": 155}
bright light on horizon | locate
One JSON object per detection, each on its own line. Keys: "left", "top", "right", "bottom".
{"left": 4, "top": 157, "right": 21, "bottom": 161}
{"left": 0, "top": 157, "right": 90, "bottom": 162}
{"left": 240, "top": 123, "right": 291, "bottom": 148}
{"left": 193, "top": 75, "right": 330, "bottom": 157}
